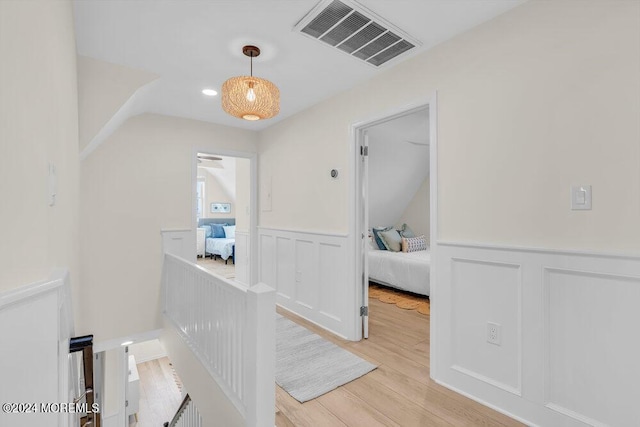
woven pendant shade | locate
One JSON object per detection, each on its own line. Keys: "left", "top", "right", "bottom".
{"left": 221, "top": 76, "right": 280, "bottom": 121}
{"left": 221, "top": 45, "right": 280, "bottom": 121}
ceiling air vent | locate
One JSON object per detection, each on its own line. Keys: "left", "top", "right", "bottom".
{"left": 295, "top": 0, "right": 421, "bottom": 67}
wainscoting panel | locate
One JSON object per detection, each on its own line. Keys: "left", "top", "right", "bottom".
{"left": 545, "top": 268, "right": 640, "bottom": 427}
{"left": 258, "top": 228, "right": 352, "bottom": 339}
{"left": 234, "top": 231, "right": 250, "bottom": 285}
{"left": 160, "top": 229, "right": 195, "bottom": 262}
{"left": 295, "top": 239, "right": 317, "bottom": 309}
{"left": 450, "top": 258, "right": 521, "bottom": 395}
{"left": 0, "top": 270, "right": 74, "bottom": 426}
{"left": 436, "top": 242, "right": 640, "bottom": 427}
{"left": 319, "top": 242, "right": 347, "bottom": 322}
{"left": 275, "top": 237, "right": 294, "bottom": 301}
{"left": 259, "top": 234, "right": 275, "bottom": 289}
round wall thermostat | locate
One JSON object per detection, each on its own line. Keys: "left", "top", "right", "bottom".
{"left": 330, "top": 169, "right": 339, "bottom": 178}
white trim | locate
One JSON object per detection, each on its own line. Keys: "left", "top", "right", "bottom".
{"left": 451, "top": 365, "right": 522, "bottom": 397}
{"left": 257, "top": 226, "right": 348, "bottom": 238}
{"left": 438, "top": 240, "right": 640, "bottom": 260}
{"left": 433, "top": 378, "right": 538, "bottom": 427}
{"left": 544, "top": 403, "right": 609, "bottom": 427}
{"left": 276, "top": 304, "right": 349, "bottom": 340}
{"left": 160, "top": 228, "right": 191, "bottom": 233}
{"left": 0, "top": 271, "right": 66, "bottom": 309}
{"left": 191, "top": 147, "right": 259, "bottom": 286}
{"left": 349, "top": 95, "right": 438, "bottom": 347}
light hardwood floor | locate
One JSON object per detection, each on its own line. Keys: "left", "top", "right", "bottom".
{"left": 130, "top": 357, "right": 183, "bottom": 427}
{"left": 197, "top": 255, "right": 236, "bottom": 279}
{"left": 275, "top": 298, "right": 525, "bottom": 427}
{"left": 134, "top": 295, "right": 523, "bottom": 426}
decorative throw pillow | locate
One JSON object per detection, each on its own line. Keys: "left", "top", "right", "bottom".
{"left": 222, "top": 225, "right": 236, "bottom": 239}
{"left": 380, "top": 228, "right": 402, "bottom": 252}
{"left": 402, "top": 235, "right": 428, "bottom": 253}
{"left": 372, "top": 226, "right": 392, "bottom": 250}
{"left": 211, "top": 223, "right": 227, "bottom": 238}
{"left": 203, "top": 224, "right": 213, "bottom": 238}
{"left": 368, "top": 236, "right": 379, "bottom": 250}
{"left": 398, "top": 223, "right": 416, "bottom": 238}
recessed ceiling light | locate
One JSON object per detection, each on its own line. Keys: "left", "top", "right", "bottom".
{"left": 121, "top": 341, "right": 133, "bottom": 346}
{"left": 202, "top": 88, "right": 218, "bottom": 96}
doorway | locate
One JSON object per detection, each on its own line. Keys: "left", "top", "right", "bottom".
{"left": 192, "top": 149, "right": 258, "bottom": 285}
{"left": 351, "top": 97, "right": 437, "bottom": 349}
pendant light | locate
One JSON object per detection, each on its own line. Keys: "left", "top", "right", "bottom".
{"left": 221, "top": 45, "right": 280, "bottom": 121}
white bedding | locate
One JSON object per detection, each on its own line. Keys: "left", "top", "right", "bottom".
{"left": 368, "top": 248, "right": 430, "bottom": 296}
{"left": 205, "top": 237, "right": 235, "bottom": 260}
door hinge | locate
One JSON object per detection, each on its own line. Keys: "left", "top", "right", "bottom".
{"left": 125, "top": 400, "right": 129, "bottom": 408}
{"left": 360, "top": 145, "right": 368, "bottom": 156}
{"left": 360, "top": 306, "right": 368, "bottom": 316}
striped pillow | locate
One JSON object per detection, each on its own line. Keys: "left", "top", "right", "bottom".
{"left": 401, "top": 235, "right": 427, "bottom": 253}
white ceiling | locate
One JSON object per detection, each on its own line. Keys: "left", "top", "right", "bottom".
{"left": 73, "top": 0, "right": 525, "bottom": 131}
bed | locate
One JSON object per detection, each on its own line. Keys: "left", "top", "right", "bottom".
{"left": 368, "top": 247, "right": 431, "bottom": 296}
{"left": 198, "top": 218, "right": 236, "bottom": 263}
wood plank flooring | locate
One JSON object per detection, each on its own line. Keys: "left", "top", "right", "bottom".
{"left": 134, "top": 293, "right": 524, "bottom": 426}
{"left": 197, "top": 255, "right": 236, "bottom": 279}
{"left": 130, "top": 357, "right": 183, "bottom": 427}
{"left": 276, "top": 298, "right": 525, "bottom": 427}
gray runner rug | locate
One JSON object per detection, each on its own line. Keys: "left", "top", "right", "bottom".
{"left": 276, "top": 314, "right": 377, "bottom": 403}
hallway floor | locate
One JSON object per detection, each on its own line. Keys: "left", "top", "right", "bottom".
{"left": 129, "top": 357, "right": 183, "bottom": 427}
{"left": 275, "top": 298, "right": 524, "bottom": 426}
{"left": 133, "top": 296, "right": 523, "bottom": 426}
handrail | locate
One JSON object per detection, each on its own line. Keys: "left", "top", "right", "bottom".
{"left": 166, "top": 394, "right": 193, "bottom": 427}
{"left": 162, "top": 252, "right": 276, "bottom": 427}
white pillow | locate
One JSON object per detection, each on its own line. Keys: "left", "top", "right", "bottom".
{"left": 368, "top": 236, "right": 378, "bottom": 250}
{"left": 223, "top": 225, "right": 236, "bottom": 239}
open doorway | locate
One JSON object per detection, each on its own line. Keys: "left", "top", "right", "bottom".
{"left": 352, "top": 98, "right": 437, "bottom": 347}
{"left": 193, "top": 151, "right": 255, "bottom": 285}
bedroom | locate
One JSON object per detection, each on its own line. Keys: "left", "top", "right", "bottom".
{"left": 365, "top": 108, "right": 431, "bottom": 328}
{"left": 195, "top": 153, "right": 251, "bottom": 283}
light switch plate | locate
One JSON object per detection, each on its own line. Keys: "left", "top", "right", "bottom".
{"left": 571, "top": 185, "right": 592, "bottom": 210}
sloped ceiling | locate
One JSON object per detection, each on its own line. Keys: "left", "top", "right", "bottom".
{"left": 368, "top": 108, "right": 429, "bottom": 228}
{"left": 77, "top": 56, "right": 158, "bottom": 158}
{"left": 73, "top": 0, "right": 526, "bottom": 131}
{"left": 199, "top": 156, "right": 237, "bottom": 201}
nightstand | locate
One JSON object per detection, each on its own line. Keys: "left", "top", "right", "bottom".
{"left": 196, "top": 227, "right": 206, "bottom": 258}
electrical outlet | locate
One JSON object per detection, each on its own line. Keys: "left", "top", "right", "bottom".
{"left": 487, "top": 322, "right": 501, "bottom": 346}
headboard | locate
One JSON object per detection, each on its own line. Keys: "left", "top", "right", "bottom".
{"left": 198, "top": 218, "right": 236, "bottom": 228}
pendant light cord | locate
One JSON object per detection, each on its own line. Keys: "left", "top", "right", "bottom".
{"left": 250, "top": 52, "right": 253, "bottom": 77}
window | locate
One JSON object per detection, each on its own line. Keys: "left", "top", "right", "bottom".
{"left": 196, "top": 178, "right": 205, "bottom": 220}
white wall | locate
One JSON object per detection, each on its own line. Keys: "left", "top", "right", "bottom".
{"left": 77, "top": 56, "right": 157, "bottom": 151}
{"left": 258, "top": 1, "right": 640, "bottom": 425}
{"left": 198, "top": 166, "right": 235, "bottom": 219}
{"left": 79, "top": 113, "right": 257, "bottom": 341}
{"left": 259, "top": 0, "right": 640, "bottom": 252}
{"left": 235, "top": 158, "right": 251, "bottom": 232}
{"left": 129, "top": 339, "right": 166, "bottom": 363}
{"left": 396, "top": 177, "right": 430, "bottom": 238}
{"left": 0, "top": 0, "right": 79, "bottom": 304}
